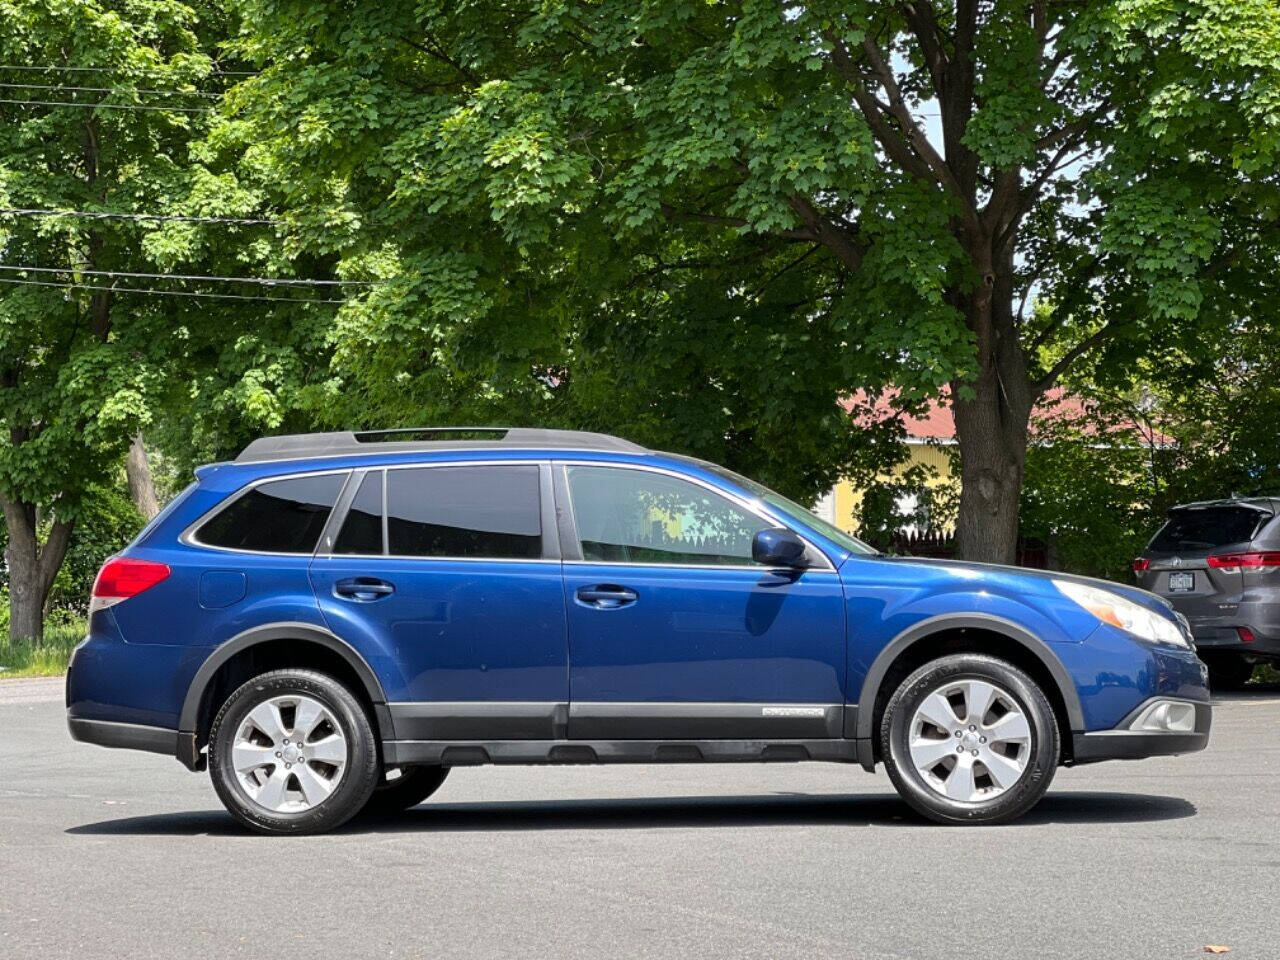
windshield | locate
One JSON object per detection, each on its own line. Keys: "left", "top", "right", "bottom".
{"left": 1149, "top": 506, "right": 1270, "bottom": 552}
{"left": 675, "top": 457, "right": 878, "bottom": 556}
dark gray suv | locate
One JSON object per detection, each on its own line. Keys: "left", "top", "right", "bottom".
{"left": 1135, "top": 498, "right": 1280, "bottom": 687}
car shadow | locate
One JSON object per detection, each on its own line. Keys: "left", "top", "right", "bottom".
{"left": 65, "top": 789, "right": 1195, "bottom": 837}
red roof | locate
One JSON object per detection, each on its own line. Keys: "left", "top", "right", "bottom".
{"left": 841, "top": 388, "right": 1171, "bottom": 446}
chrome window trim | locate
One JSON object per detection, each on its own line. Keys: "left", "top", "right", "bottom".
{"left": 555, "top": 459, "right": 837, "bottom": 573}
{"left": 179, "top": 468, "right": 355, "bottom": 558}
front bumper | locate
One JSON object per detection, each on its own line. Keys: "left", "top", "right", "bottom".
{"left": 1071, "top": 697, "right": 1211, "bottom": 763}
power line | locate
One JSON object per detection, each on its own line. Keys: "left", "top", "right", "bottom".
{"left": 0, "top": 96, "right": 212, "bottom": 113}
{"left": 0, "top": 276, "right": 346, "bottom": 304}
{"left": 0, "top": 207, "right": 283, "bottom": 225}
{"left": 0, "top": 82, "right": 220, "bottom": 99}
{"left": 0, "top": 264, "right": 378, "bottom": 287}
{"left": 0, "top": 63, "right": 256, "bottom": 76}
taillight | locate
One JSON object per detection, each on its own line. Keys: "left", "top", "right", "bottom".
{"left": 1237, "top": 626, "right": 1256, "bottom": 644}
{"left": 1132, "top": 557, "right": 1151, "bottom": 573}
{"left": 90, "top": 557, "right": 171, "bottom": 613}
{"left": 1207, "top": 552, "right": 1280, "bottom": 572}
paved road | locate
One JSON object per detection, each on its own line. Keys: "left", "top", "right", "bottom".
{"left": 2, "top": 677, "right": 1278, "bottom": 960}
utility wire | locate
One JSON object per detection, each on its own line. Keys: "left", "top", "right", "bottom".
{"left": 0, "top": 264, "right": 379, "bottom": 287}
{"left": 0, "top": 96, "right": 212, "bottom": 113}
{"left": 0, "top": 207, "right": 283, "bottom": 225}
{"left": 0, "top": 82, "right": 221, "bottom": 99}
{"left": 0, "top": 276, "right": 346, "bottom": 304}
{"left": 0, "top": 63, "right": 256, "bottom": 76}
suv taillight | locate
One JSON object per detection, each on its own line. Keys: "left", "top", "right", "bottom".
{"left": 1132, "top": 557, "right": 1151, "bottom": 573}
{"left": 90, "top": 557, "right": 171, "bottom": 613}
{"left": 1207, "top": 552, "right": 1280, "bottom": 572}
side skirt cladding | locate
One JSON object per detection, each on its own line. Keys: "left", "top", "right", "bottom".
{"left": 383, "top": 739, "right": 862, "bottom": 767}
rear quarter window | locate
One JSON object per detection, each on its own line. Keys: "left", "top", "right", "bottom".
{"left": 1149, "top": 507, "right": 1270, "bottom": 552}
{"left": 195, "top": 473, "right": 347, "bottom": 553}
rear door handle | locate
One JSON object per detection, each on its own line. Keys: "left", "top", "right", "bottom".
{"left": 334, "top": 577, "right": 395, "bottom": 601}
{"left": 575, "top": 585, "right": 638, "bottom": 609}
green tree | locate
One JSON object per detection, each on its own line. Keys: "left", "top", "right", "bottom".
{"left": 221, "top": 0, "right": 1280, "bottom": 560}
{"left": 0, "top": 0, "right": 234, "bottom": 639}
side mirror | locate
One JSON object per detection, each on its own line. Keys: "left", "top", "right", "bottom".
{"left": 752, "top": 527, "right": 808, "bottom": 568}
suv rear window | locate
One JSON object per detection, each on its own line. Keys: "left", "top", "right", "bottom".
{"left": 386, "top": 465, "right": 541, "bottom": 558}
{"left": 1149, "top": 507, "right": 1270, "bottom": 552}
{"left": 196, "top": 474, "right": 346, "bottom": 553}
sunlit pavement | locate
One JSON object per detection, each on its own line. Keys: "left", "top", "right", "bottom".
{"left": 3, "top": 675, "right": 1277, "bottom": 959}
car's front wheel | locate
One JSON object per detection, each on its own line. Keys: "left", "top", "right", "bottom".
{"left": 880, "top": 653, "right": 1060, "bottom": 825}
{"left": 208, "top": 669, "right": 380, "bottom": 835}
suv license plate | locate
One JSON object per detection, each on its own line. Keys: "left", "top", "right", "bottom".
{"left": 1168, "top": 571, "right": 1195, "bottom": 592}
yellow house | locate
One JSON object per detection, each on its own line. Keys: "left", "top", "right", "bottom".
{"left": 814, "top": 394, "right": 957, "bottom": 535}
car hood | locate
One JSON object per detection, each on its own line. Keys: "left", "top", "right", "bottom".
{"left": 878, "top": 556, "right": 1178, "bottom": 619}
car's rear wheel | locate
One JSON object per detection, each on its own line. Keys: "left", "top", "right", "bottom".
{"left": 360, "top": 765, "right": 450, "bottom": 818}
{"left": 880, "top": 653, "right": 1060, "bottom": 825}
{"left": 208, "top": 669, "right": 379, "bottom": 835}
{"left": 1204, "top": 653, "right": 1254, "bottom": 690}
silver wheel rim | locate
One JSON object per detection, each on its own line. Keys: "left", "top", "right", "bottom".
{"left": 232, "top": 695, "right": 348, "bottom": 813}
{"left": 906, "top": 678, "right": 1032, "bottom": 803}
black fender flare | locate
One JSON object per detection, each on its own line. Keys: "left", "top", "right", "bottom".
{"left": 853, "top": 613, "right": 1085, "bottom": 744}
{"left": 178, "top": 622, "right": 392, "bottom": 759}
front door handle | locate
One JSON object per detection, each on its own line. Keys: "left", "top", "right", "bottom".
{"left": 334, "top": 577, "right": 395, "bottom": 601}
{"left": 575, "top": 584, "right": 638, "bottom": 609}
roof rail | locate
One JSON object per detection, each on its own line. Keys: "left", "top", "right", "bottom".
{"left": 234, "top": 427, "right": 647, "bottom": 463}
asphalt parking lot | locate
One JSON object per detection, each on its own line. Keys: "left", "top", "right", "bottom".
{"left": 2, "top": 677, "right": 1277, "bottom": 960}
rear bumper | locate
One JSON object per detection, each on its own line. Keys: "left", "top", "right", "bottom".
{"left": 1191, "top": 626, "right": 1280, "bottom": 658}
{"left": 67, "top": 716, "right": 177, "bottom": 757}
{"left": 1071, "top": 697, "right": 1211, "bottom": 763}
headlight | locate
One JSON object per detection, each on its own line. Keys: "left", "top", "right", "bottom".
{"left": 1053, "top": 579, "right": 1189, "bottom": 648}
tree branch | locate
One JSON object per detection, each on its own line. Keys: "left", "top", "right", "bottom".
{"left": 824, "top": 28, "right": 938, "bottom": 186}
{"left": 1034, "top": 318, "right": 1126, "bottom": 394}
{"left": 786, "top": 194, "right": 864, "bottom": 272}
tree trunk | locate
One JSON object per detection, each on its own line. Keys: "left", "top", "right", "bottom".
{"left": 1, "top": 497, "right": 74, "bottom": 643}
{"left": 125, "top": 433, "right": 160, "bottom": 521}
{"left": 950, "top": 247, "right": 1034, "bottom": 565}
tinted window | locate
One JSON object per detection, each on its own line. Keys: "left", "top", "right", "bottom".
{"left": 387, "top": 465, "right": 541, "bottom": 558}
{"left": 334, "top": 471, "right": 384, "bottom": 554}
{"left": 566, "top": 465, "right": 770, "bottom": 565}
{"left": 1150, "top": 507, "right": 1269, "bottom": 552}
{"left": 197, "top": 474, "right": 345, "bottom": 553}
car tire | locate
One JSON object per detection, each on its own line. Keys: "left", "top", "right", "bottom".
{"left": 880, "top": 653, "right": 1060, "bottom": 825}
{"left": 1204, "top": 654, "right": 1254, "bottom": 690}
{"left": 360, "top": 766, "right": 450, "bottom": 818}
{"left": 208, "top": 669, "right": 380, "bottom": 835}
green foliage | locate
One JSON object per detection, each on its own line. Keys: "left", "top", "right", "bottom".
{"left": 201, "top": 0, "right": 1280, "bottom": 510}
{"left": 0, "top": 609, "right": 86, "bottom": 676}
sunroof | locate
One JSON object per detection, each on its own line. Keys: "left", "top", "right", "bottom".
{"left": 353, "top": 428, "right": 511, "bottom": 443}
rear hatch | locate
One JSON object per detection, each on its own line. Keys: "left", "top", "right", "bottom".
{"left": 1136, "top": 503, "right": 1275, "bottom": 633}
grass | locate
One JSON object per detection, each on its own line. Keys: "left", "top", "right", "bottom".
{"left": 0, "top": 620, "right": 86, "bottom": 678}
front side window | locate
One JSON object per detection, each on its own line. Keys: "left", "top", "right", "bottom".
{"left": 386, "top": 465, "right": 542, "bottom": 559}
{"left": 197, "top": 474, "right": 346, "bottom": 554}
{"left": 566, "top": 465, "right": 771, "bottom": 565}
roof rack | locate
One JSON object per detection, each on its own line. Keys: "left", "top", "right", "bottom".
{"left": 234, "top": 427, "right": 647, "bottom": 463}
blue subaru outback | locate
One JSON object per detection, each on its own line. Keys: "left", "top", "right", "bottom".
{"left": 67, "top": 428, "right": 1211, "bottom": 833}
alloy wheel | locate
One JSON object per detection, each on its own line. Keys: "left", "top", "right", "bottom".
{"left": 907, "top": 678, "right": 1032, "bottom": 803}
{"left": 231, "top": 695, "right": 348, "bottom": 813}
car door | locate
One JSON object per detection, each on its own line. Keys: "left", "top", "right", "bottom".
{"left": 309, "top": 461, "right": 569, "bottom": 740}
{"left": 556, "top": 462, "right": 846, "bottom": 740}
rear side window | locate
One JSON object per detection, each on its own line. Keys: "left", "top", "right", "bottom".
{"left": 386, "top": 465, "right": 541, "bottom": 559}
{"left": 1150, "top": 507, "right": 1270, "bottom": 552}
{"left": 334, "top": 471, "right": 384, "bottom": 555}
{"left": 196, "top": 474, "right": 346, "bottom": 554}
